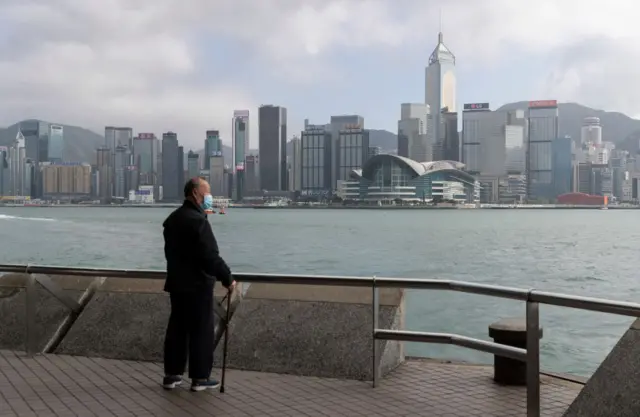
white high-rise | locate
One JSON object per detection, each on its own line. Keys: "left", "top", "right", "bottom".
{"left": 581, "top": 117, "right": 602, "bottom": 146}
{"left": 397, "top": 103, "right": 431, "bottom": 162}
{"left": 425, "top": 32, "right": 456, "bottom": 150}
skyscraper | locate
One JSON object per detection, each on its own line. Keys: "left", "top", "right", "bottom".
{"left": 397, "top": 103, "right": 430, "bottom": 162}
{"left": 552, "top": 136, "right": 574, "bottom": 197}
{"left": 0, "top": 147, "right": 9, "bottom": 196}
{"left": 289, "top": 136, "right": 302, "bottom": 192}
{"left": 337, "top": 126, "right": 370, "bottom": 183}
{"left": 581, "top": 117, "right": 602, "bottom": 146}
{"left": 113, "top": 146, "right": 128, "bottom": 199}
{"left": 204, "top": 130, "right": 223, "bottom": 169}
{"left": 161, "top": 132, "right": 180, "bottom": 201}
{"left": 133, "top": 133, "right": 159, "bottom": 186}
{"left": 245, "top": 155, "right": 259, "bottom": 193}
{"left": 48, "top": 125, "right": 64, "bottom": 162}
{"left": 96, "top": 147, "right": 111, "bottom": 202}
{"left": 527, "top": 100, "right": 559, "bottom": 201}
{"left": 301, "top": 125, "right": 332, "bottom": 195}
{"left": 439, "top": 110, "right": 460, "bottom": 162}
{"left": 9, "top": 132, "right": 27, "bottom": 196}
{"left": 177, "top": 146, "right": 184, "bottom": 192}
{"left": 330, "top": 115, "right": 363, "bottom": 190}
{"left": 425, "top": 32, "right": 456, "bottom": 151}
{"left": 232, "top": 110, "right": 250, "bottom": 200}
{"left": 20, "top": 120, "right": 49, "bottom": 197}
{"left": 105, "top": 126, "right": 133, "bottom": 197}
{"left": 461, "top": 103, "right": 507, "bottom": 176}
{"left": 258, "top": 105, "right": 287, "bottom": 191}
{"left": 105, "top": 127, "right": 133, "bottom": 152}
{"left": 187, "top": 151, "right": 200, "bottom": 179}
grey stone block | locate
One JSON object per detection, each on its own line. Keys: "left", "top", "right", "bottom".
{"left": 57, "top": 292, "right": 171, "bottom": 361}
{"left": 51, "top": 282, "right": 404, "bottom": 381}
{"left": 56, "top": 290, "right": 233, "bottom": 361}
{"left": 564, "top": 318, "right": 640, "bottom": 417}
{"left": 0, "top": 275, "right": 81, "bottom": 352}
{"left": 214, "top": 285, "right": 405, "bottom": 380}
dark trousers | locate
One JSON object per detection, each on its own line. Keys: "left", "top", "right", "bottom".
{"left": 164, "top": 290, "right": 214, "bottom": 380}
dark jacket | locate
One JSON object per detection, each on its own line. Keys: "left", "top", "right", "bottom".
{"left": 163, "top": 200, "right": 232, "bottom": 293}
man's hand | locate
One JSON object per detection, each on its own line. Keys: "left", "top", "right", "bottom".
{"left": 227, "top": 280, "right": 237, "bottom": 293}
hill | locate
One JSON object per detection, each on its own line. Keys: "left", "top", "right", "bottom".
{"left": 497, "top": 102, "right": 640, "bottom": 152}
{"left": 0, "top": 120, "right": 103, "bottom": 163}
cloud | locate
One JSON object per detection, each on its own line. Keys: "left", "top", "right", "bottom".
{"left": 1, "top": 0, "right": 640, "bottom": 153}
{"left": 0, "top": 0, "right": 258, "bottom": 151}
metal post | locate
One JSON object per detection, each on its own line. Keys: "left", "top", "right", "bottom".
{"left": 372, "top": 276, "right": 380, "bottom": 388}
{"left": 526, "top": 300, "right": 540, "bottom": 417}
{"left": 25, "top": 273, "right": 37, "bottom": 357}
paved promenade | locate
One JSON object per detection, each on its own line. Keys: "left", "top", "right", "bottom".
{"left": 0, "top": 350, "right": 581, "bottom": 416}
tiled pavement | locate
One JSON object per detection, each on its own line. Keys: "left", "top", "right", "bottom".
{"left": 0, "top": 350, "right": 582, "bottom": 417}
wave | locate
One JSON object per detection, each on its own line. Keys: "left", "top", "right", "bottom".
{"left": 564, "top": 276, "right": 606, "bottom": 283}
{"left": 0, "top": 214, "right": 55, "bottom": 222}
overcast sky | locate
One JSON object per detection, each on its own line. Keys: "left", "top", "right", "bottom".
{"left": 0, "top": 0, "right": 638, "bottom": 151}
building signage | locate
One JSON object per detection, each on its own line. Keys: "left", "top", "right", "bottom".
{"left": 463, "top": 103, "right": 490, "bottom": 111}
{"left": 343, "top": 124, "right": 361, "bottom": 129}
{"left": 528, "top": 100, "right": 558, "bottom": 108}
{"left": 236, "top": 162, "right": 245, "bottom": 171}
{"left": 233, "top": 110, "right": 250, "bottom": 118}
{"left": 138, "top": 133, "right": 154, "bottom": 139}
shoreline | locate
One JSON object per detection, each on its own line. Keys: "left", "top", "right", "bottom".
{"left": 0, "top": 204, "right": 629, "bottom": 210}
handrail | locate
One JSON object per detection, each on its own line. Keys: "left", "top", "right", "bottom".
{"left": 1, "top": 263, "right": 640, "bottom": 316}
{"left": 3, "top": 262, "right": 640, "bottom": 417}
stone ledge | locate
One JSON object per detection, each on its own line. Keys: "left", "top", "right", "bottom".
{"left": 563, "top": 318, "right": 640, "bottom": 417}
{"left": 0, "top": 284, "right": 85, "bottom": 352}
{"left": 52, "top": 282, "right": 405, "bottom": 381}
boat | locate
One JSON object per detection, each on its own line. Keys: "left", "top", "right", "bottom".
{"left": 219, "top": 207, "right": 226, "bottom": 215}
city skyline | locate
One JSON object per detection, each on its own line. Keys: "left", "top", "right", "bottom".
{"left": 1, "top": 1, "right": 639, "bottom": 152}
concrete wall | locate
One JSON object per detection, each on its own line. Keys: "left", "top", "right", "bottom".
{"left": 55, "top": 279, "right": 240, "bottom": 361}
{"left": 0, "top": 274, "right": 85, "bottom": 352}
{"left": 213, "top": 283, "right": 405, "bottom": 380}
{"left": 564, "top": 318, "right": 640, "bottom": 417}
{"left": 0, "top": 274, "right": 404, "bottom": 381}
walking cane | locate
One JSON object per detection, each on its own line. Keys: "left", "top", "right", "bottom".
{"left": 220, "top": 289, "right": 231, "bottom": 393}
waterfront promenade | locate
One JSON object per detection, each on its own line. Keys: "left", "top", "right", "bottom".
{"left": 0, "top": 350, "right": 581, "bottom": 417}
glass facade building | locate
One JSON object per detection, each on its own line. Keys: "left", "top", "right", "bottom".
{"left": 552, "top": 136, "right": 574, "bottom": 198}
{"left": 527, "top": 102, "right": 559, "bottom": 200}
{"left": 48, "top": 125, "right": 64, "bottom": 162}
{"left": 345, "top": 155, "right": 477, "bottom": 203}
{"left": 301, "top": 126, "right": 332, "bottom": 196}
{"left": 337, "top": 128, "right": 369, "bottom": 183}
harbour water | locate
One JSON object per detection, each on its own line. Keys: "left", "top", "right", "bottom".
{"left": 1, "top": 206, "right": 637, "bottom": 377}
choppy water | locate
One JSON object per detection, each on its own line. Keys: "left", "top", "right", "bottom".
{"left": 1, "top": 207, "right": 638, "bottom": 377}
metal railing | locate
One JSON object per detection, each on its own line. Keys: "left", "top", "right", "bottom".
{"left": 2, "top": 264, "right": 640, "bottom": 417}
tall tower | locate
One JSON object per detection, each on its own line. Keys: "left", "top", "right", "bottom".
{"left": 232, "top": 110, "right": 250, "bottom": 200}
{"left": 425, "top": 32, "right": 456, "bottom": 155}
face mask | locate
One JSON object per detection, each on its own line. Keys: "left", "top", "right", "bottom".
{"left": 202, "top": 194, "right": 214, "bottom": 210}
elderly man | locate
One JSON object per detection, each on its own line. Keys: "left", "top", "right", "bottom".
{"left": 161, "top": 178, "right": 236, "bottom": 392}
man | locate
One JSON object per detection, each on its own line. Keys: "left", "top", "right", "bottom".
{"left": 162, "top": 177, "right": 236, "bottom": 392}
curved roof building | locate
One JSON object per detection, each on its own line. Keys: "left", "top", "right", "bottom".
{"left": 343, "top": 154, "right": 478, "bottom": 203}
